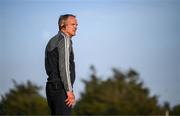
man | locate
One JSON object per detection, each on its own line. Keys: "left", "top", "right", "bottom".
{"left": 45, "top": 14, "right": 78, "bottom": 115}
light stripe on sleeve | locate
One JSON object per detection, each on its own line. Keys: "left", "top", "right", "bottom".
{"left": 64, "top": 37, "right": 73, "bottom": 91}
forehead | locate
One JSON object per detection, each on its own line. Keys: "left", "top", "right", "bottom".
{"left": 66, "top": 16, "right": 77, "bottom": 23}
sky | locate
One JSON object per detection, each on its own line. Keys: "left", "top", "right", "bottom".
{"left": 0, "top": 0, "right": 180, "bottom": 107}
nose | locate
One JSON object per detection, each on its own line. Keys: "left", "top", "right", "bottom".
{"left": 74, "top": 26, "right": 77, "bottom": 30}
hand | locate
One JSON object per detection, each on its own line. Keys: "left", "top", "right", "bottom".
{"left": 65, "top": 91, "right": 75, "bottom": 107}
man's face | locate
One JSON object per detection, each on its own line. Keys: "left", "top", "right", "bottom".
{"left": 64, "top": 16, "right": 78, "bottom": 38}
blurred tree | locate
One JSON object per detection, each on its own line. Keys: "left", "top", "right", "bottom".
{"left": 171, "top": 104, "right": 180, "bottom": 115}
{"left": 0, "top": 80, "right": 50, "bottom": 115}
{"left": 73, "top": 66, "right": 167, "bottom": 115}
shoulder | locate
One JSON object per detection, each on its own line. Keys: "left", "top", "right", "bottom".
{"left": 46, "top": 33, "right": 64, "bottom": 51}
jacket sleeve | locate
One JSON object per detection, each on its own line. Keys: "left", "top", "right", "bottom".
{"left": 58, "top": 37, "right": 73, "bottom": 92}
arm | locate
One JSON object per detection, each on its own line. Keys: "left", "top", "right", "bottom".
{"left": 58, "top": 37, "right": 72, "bottom": 92}
{"left": 58, "top": 37, "right": 75, "bottom": 106}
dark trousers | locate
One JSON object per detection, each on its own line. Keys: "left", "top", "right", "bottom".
{"left": 46, "top": 82, "right": 71, "bottom": 115}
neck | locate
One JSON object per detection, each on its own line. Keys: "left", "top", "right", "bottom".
{"left": 60, "top": 30, "right": 72, "bottom": 38}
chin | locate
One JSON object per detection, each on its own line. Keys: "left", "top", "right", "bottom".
{"left": 72, "top": 33, "right": 76, "bottom": 36}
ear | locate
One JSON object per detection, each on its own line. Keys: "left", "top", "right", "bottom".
{"left": 61, "top": 24, "right": 65, "bottom": 28}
